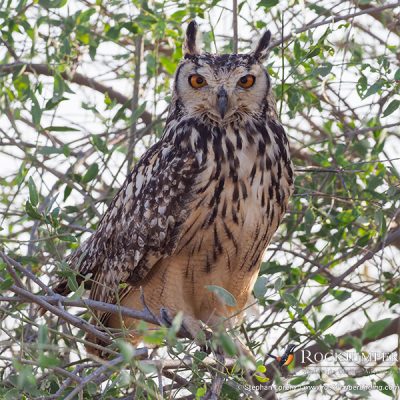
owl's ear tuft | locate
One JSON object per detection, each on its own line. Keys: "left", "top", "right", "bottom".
{"left": 253, "top": 30, "right": 272, "bottom": 61}
{"left": 184, "top": 20, "right": 201, "bottom": 57}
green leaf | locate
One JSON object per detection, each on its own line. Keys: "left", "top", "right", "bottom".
{"left": 253, "top": 276, "right": 268, "bottom": 299}
{"left": 342, "top": 335, "right": 362, "bottom": 352}
{"left": 38, "top": 354, "right": 60, "bottom": 368}
{"left": 364, "top": 80, "right": 384, "bottom": 98}
{"left": 131, "top": 102, "right": 147, "bottom": 124}
{"left": 260, "top": 261, "right": 290, "bottom": 274}
{"left": 311, "top": 274, "right": 328, "bottom": 285}
{"left": 0, "top": 278, "right": 14, "bottom": 291}
{"left": 395, "top": 68, "right": 400, "bottom": 81}
{"left": 117, "top": 340, "right": 135, "bottom": 362}
{"left": 375, "top": 380, "right": 394, "bottom": 397}
{"left": 59, "top": 234, "right": 77, "bottom": 242}
{"left": 67, "top": 275, "right": 79, "bottom": 292}
{"left": 43, "top": 126, "right": 80, "bottom": 132}
{"left": 219, "top": 333, "right": 237, "bottom": 356}
{"left": 257, "top": 0, "right": 279, "bottom": 9}
{"left": 160, "top": 57, "right": 177, "bottom": 75}
{"left": 196, "top": 385, "right": 207, "bottom": 400}
{"left": 305, "top": 47, "right": 320, "bottom": 59}
{"left": 13, "top": 74, "right": 30, "bottom": 98}
{"left": 206, "top": 285, "right": 237, "bottom": 307}
{"left": 315, "top": 62, "right": 332, "bottom": 77}
{"left": 254, "top": 373, "right": 269, "bottom": 383}
{"left": 319, "top": 315, "right": 334, "bottom": 331}
{"left": 63, "top": 185, "right": 72, "bottom": 201}
{"left": 25, "top": 201, "right": 42, "bottom": 220}
{"left": 31, "top": 94, "right": 42, "bottom": 126}
{"left": 391, "top": 367, "right": 400, "bottom": 386}
{"left": 112, "top": 102, "right": 129, "bottom": 123}
{"left": 4, "top": 389, "right": 20, "bottom": 400}
{"left": 282, "top": 292, "right": 297, "bottom": 307}
{"left": 289, "top": 376, "right": 307, "bottom": 385}
{"left": 294, "top": 40, "right": 302, "bottom": 60}
{"left": 38, "top": 324, "right": 48, "bottom": 349}
{"left": 28, "top": 177, "right": 39, "bottom": 207}
{"left": 38, "top": 146, "right": 64, "bottom": 155}
{"left": 356, "top": 75, "right": 368, "bottom": 98}
{"left": 382, "top": 100, "right": 400, "bottom": 117}
{"left": 86, "top": 382, "right": 98, "bottom": 395}
{"left": 274, "top": 277, "right": 283, "bottom": 291}
{"left": 91, "top": 135, "right": 108, "bottom": 154}
{"left": 82, "top": 163, "right": 99, "bottom": 184}
{"left": 39, "top": 0, "right": 68, "bottom": 9}
{"left": 70, "top": 282, "right": 85, "bottom": 300}
{"left": 323, "top": 334, "right": 337, "bottom": 346}
{"left": 257, "top": 364, "right": 267, "bottom": 373}
{"left": 362, "top": 318, "right": 392, "bottom": 340}
{"left": 330, "top": 289, "right": 351, "bottom": 301}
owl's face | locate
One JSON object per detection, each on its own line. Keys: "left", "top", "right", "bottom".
{"left": 173, "top": 22, "right": 273, "bottom": 124}
{"left": 175, "top": 54, "right": 270, "bottom": 123}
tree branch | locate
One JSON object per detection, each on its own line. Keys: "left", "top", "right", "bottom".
{"left": 0, "top": 62, "right": 152, "bottom": 126}
{"left": 270, "top": 2, "right": 400, "bottom": 48}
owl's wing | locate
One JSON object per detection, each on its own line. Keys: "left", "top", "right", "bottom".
{"left": 55, "top": 139, "right": 201, "bottom": 310}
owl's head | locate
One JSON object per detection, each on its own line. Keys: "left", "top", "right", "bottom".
{"left": 173, "top": 21, "right": 273, "bottom": 125}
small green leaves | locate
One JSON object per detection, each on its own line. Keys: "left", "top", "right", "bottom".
{"left": 117, "top": 340, "right": 136, "bottom": 362}
{"left": 362, "top": 318, "right": 392, "bottom": 340}
{"left": 253, "top": 275, "right": 268, "bottom": 299}
{"left": 82, "top": 163, "right": 99, "bottom": 184}
{"left": 31, "top": 94, "right": 42, "bottom": 126}
{"left": 206, "top": 285, "right": 237, "bottom": 307}
{"left": 91, "top": 135, "right": 108, "bottom": 154}
{"left": 305, "top": 46, "right": 320, "bottom": 60}
{"left": 364, "top": 80, "right": 384, "bottom": 98}
{"left": 196, "top": 384, "right": 207, "bottom": 400}
{"left": 330, "top": 289, "right": 351, "bottom": 301}
{"left": 382, "top": 99, "right": 400, "bottom": 117}
{"left": 25, "top": 201, "right": 42, "bottom": 220}
{"left": 253, "top": 364, "right": 269, "bottom": 382}
{"left": 131, "top": 103, "right": 147, "bottom": 124}
{"left": 0, "top": 277, "right": 14, "bottom": 291}
{"left": 318, "top": 315, "right": 334, "bottom": 332}
{"left": 39, "top": 0, "right": 68, "bottom": 9}
{"left": 28, "top": 177, "right": 39, "bottom": 207}
{"left": 218, "top": 333, "right": 237, "bottom": 356}
{"left": 375, "top": 380, "right": 394, "bottom": 397}
{"left": 289, "top": 375, "right": 307, "bottom": 385}
{"left": 257, "top": 0, "right": 279, "bottom": 9}
{"left": 43, "top": 126, "right": 80, "bottom": 132}
{"left": 282, "top": 291, "right": 298, "bottom": 307}
{"left": 394, "top": 68, "right": 400, "bottom": 81}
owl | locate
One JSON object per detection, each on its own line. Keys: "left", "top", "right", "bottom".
{"left": 54, "top": 21, "right": 294, "bottom": 354}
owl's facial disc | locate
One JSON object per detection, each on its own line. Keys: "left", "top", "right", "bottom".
{"left": 175, "top": 59, "right": 268, "bottom": 122}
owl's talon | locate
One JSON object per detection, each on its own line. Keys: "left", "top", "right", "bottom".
{"left": 159, "top": 307, "right": 197, "bottom": 340}
{"left": 159, "top": 307, "right": 172, "bottom": 327}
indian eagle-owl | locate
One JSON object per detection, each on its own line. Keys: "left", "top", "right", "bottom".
{"left": 54, "top": 21, "right": 294, "bottom": 354}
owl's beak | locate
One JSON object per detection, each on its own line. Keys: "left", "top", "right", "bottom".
{"left": 217, "top": 87, "right": 228, "bottom": 119}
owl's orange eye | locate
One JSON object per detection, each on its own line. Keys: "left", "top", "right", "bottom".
{"left": 189, "top": 74, "right": 207, "bottom": 88}
{"left": 238, "top": 74, "right": 256, "bottom": 89}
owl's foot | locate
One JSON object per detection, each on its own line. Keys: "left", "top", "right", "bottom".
{"left": 159, "top": 307, "right": 212, "bottom": 345}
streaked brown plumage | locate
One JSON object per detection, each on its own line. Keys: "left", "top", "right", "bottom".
{"left": 54, "top": 21, "right": 294, "bottom": 353}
